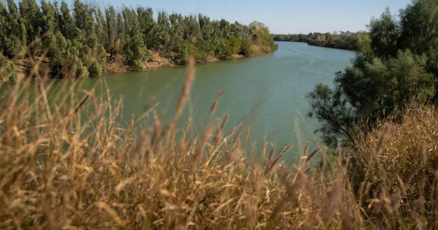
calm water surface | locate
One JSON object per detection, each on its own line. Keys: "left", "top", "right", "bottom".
{"left": 44, "top": 42, "right": 357, "bottom": 162}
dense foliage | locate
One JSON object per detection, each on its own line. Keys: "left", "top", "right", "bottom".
{"left": 273, "top": 31, "right": 369, "bottom": 50}
{"left": 0, "top": 52, "right": 17, "bottom": 83}
{"left": 308, "top": 0, "right": 438, "bottom": 147}
{"left": 0, "top": 0, "right": 276, "bottom": 80}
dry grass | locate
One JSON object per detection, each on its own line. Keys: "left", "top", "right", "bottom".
{"left": 1, "top": 62, "right": 438, "bottom": 229}
{"left": 351, "top": 105, "right": 438, "bottom": 229}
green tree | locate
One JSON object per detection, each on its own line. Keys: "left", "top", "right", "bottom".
{"left": 41, "top": 1, "right": 57, "bottom": 51}
{"left": 123, "top": 8, "right": 148, "bottom": 70}
{"left": 0, "top": 0, "right": 26, "bottom": 58}
{"left": 116, "top": 13, "right": 124, "bottom": 54}
{"left": 95, "top": 9, "right": 107, "bottom": 49}
{"left": 137, "top": 7, "right": 155, "bottom": 48}
{"left": 0, "top": 0, "right": 276, "bottom": 80}
{"left": 308, "top": 0, "right": 438, "bottom": 147}
{"left": 399, "top": 0, "right": 438, "bottom": 55}
{"left": 19, "top": 0, "right": 42, "bottom": 57}
{"left": 369, "top": 8, "right": 399, "bottom": 58}
{"left": 105, "top": 6, "right": 117, "bottom": 55}
{"left": 59, "top": 1, "right": 77, "bottom": 40}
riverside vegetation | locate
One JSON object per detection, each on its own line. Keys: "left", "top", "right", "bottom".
{"left": 2, "top": 0, "right": 438, "bottom": 229}
{"left": 0, "top": 0, "right": 277, "bottom": 82}
{"left": 1, "top": 60, "right": 438, "bottom": 230}
{"left": 273, "top": 31, "right": 369, "bottom": 51}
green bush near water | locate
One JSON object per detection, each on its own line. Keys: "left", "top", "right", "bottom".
{"left": 0, "top": 52, "right": 17, "bottom": 83}
{"left": 0, "top": 0, "right": 276, "bottom": 81}
{"left": 307, "top": 0, "right": 438, "bottom": 148}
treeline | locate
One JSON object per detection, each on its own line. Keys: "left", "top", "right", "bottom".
{"left": 0, "top": 0, "right": 276, "bottom": 82}
{"left": 273, "top": 31, "right": 369, "bottom": 50}
{"left": 307, "top": 0, "right": 438, "bottom": 148}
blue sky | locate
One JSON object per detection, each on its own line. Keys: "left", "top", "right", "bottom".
{"left": 99, "top": 0, "right": 411, "bottom": 34}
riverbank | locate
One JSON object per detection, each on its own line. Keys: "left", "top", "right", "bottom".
{"left": 275, "top": 40, "right": 358, "bottom": 51}
{"left": 273, "top": 32, "right": 369, "bottom": 51}
{"left": 0, "top": 0, "right": 277, "bottom": 82}
{"left": 13, "top": 49, "right": 267, "bottom": 78}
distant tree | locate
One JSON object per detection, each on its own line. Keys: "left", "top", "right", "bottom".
{"left": 249, "top": 21, "right": 266, "bottom": 30}
{"left": 0, "top": 0, "right": 276, "bottom": 81}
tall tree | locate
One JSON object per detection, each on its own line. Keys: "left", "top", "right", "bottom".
{"left": 19, "top": 0, "right": 42, "bottom": 57}
{"left": 0, "top": 0, "right": 26, "bottom": 58}
{"left": 368, "top": 8, "right": 400, "bottom": 58}
{"left": 399, "top": 0, "right": 438, "bottom": 55}
{"left": 137, "top": 7, "right": 155, "bottom": 48}
{"left": 105, "top": 6, "right": 116, "bottom": 53}
{"left": 307, "top": 0, "right": 438, "bottom": 147}
{"left": 41, "top": 1, "right": 57, "bottom": 52}
{"left": 95, "top": 9, "right": 107, "bottom": 48}
{"left": 123, "top": 8, "right": 148, "bottom": 69}
{"left": 59, "top": 1, "right": 76, "bottom": 40}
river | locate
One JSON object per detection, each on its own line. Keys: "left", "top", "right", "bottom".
{"left": 28, "top": 42, "right": 357, "bottom": 163}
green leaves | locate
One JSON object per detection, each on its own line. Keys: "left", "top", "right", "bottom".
{"left": 122, "top": 8, "right": 148, "bottom": 70}
{"left": 308, "top": 0, "right": 438, "bottom": 147}
{"left": 0, "top": 0, "right": 26, "bottom": 58}
{"left": 307, "top": 83, "right": 356, "bottom": 147}
{"left": 399, "top": 0, "right": 438, "bottom": 55}
{"left": 0, "top": 0, "right": 275, "bottom": 81}
{"left": 0, "top": 51, "right": 17, "bottom": 83}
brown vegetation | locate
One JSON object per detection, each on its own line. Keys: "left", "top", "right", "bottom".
{"left": 0, "top": 61, "right": 437, "bottom": 230}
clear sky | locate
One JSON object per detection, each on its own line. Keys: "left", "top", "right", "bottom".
{"left": 99, "top": 0, "right": 412, "bottom": 34}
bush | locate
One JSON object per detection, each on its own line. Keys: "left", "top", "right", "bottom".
{"left": 25, "top": 59, "right": 50, "bottom": 77}
{"left": 89, "top": 60, "right": 103, "bottom": 77}
{"left": 0, "top": 52, "right": 17, "bottom": 83}
{"left": 240, "top": 39, "right": 252, "bottom": 56}
{"left": 224, "top": 36, "right": 240, "bottom": 56}
{"left": 173, "top": 43, "right": 189, "bottom": 65}
{"left": 76, "top": 60, "right": 89, "bottom": 79}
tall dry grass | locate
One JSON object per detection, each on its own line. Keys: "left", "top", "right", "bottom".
{"left": 0, "top": 60, "right": 438, "bottom": 229}
{"left": 351, "top": 105, "right": 438, "bottom": 229}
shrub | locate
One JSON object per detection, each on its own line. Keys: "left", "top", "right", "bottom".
{"left": 25, "top": 59, "right": 50, "bottom": 77}
{"left": 76, "top": 59, "right": 89, "bottom": 78}
{"left": 173, "top": 43, "right": 189, "bottom": 65}
{"left": 240, "top": 39, "right": 252, "bottom": 56}
{"left": 225, "top": 36, "right": 240, "bottom": 56}
{"left": 0, "top": 52, "right": 17, "bottom": 83}
{"left": 89, "top": 60, "right": 103, "bottom": 77}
